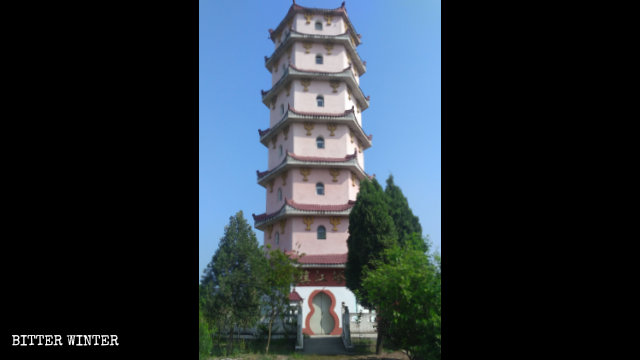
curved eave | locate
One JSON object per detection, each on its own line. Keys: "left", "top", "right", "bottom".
{"left": 259, "top": 108, "right": 372, "bottom": 149}
{"left": 261, "top": 66, "right": 370, "bottom": 111}
{"left": 257, "top": 153, "right": 367, "bottom": 187}
{"left": 266, "top": 31, "right": 366, "bottom": 75}
{"left": 254, "top": 205, "right": 353, "bottom": 230}
{"left": 269, "top": 4, "right": 361, "bottom": 47}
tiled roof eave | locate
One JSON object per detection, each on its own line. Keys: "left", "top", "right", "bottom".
{"left": 259, "top": 110, "right": 372, "bottom": 149}
{"left": 261, "top": 67, "right": 370, "bottom": 111}
{"left": 254, "top": 205, "right": 353, "bottom": 230}
{"left": 266, "top": 32, "right": 366, "bottom": 75}
{"left": 257, "top": 155, "right": 367, "bottom": 186}
{"left": 298, "top": 263, "right": 346, "bottom": 268}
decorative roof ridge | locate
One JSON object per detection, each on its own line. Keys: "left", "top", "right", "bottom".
{"left": 252, "top": 201, "right": 286, "bottom": 223}
{"left": 256, "top": 154, "right": 287, "bottom": 180}
{"left": 253, "top": 197, "right": 356, "bottom": 224}
{"left": 257, "top": 150, "right": 357, "bottom": 181}
{"left": 285, "top": 197, "right": 356, "bottom": 212}
{"left": 258, "top": 128, "right": 271, "bottom": 137}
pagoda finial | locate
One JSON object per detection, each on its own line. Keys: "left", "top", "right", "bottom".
{"left": 341, "top": 1, "right": 345, "bottom": 8}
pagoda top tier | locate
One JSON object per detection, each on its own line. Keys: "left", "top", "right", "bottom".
{"left": 268, "top": 1, "right": 362, "bottom": 46}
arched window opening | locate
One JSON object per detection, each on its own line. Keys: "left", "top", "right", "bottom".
{"left": 280, "top": 104, "right": 284, "bottom": 114}
{"left": 316, "top": 182, "right": 325, "bottom": 195}
{"left": 316, "top": 54, "right": 323, "bottom": 64}
{"left": 275, "top": 231, "right": 280, "bottom": 245}
{"left": 279, "top": 145, "right": 283, "bottom": 157}
{"left": 277, "top": 188, "right": 282, "bottom": 201}
{"left": 315, "top": 22, "right": 322, "bottom": 30}
{"left": 316, "top": 95, "right": 324, "bottom": 107}
{"left": 317, "top": 226, "right": 326, "bottom": 240}
{"left": 316, "top": 137, "right": 325, "bottom": 149}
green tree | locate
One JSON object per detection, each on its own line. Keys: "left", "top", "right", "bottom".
{"left": 199, "top": 306, "right": 214, "bottom": 360}
{"left": 261, "top": 246, "right": 301, "bottom": 354}
{"left": 200, "top": 211, "right": 267, "bottom": 354}
{"left": 346, "top": 178, "right": 397, "bottom": 307}
{"left": 385, "top": 175, "right": 426, "bottom": 252}
{"left": 361, "top": 243, "right": 441, "bottom": 360}
{"left": 346, "top": 178, "right": 397, "bottom": 354}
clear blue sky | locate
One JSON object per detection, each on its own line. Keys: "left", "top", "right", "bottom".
{"left": 199, "top": 0, "right": 440, "bottom": 280}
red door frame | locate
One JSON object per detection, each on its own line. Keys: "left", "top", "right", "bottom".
{"left": 303, "top": 289, "right": 342, "bottom": 335}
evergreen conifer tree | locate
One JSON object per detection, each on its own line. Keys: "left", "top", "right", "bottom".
{"left": 200, "top": 211, "right": 267, "bottom": 352}
{"left": 345, "top": 178, "right": 397, "bottom": 308}
{"left": 385, "top": 175, "right": 427, "bottom": 251}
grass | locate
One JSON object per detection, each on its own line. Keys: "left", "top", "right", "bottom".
{"left": 202, "top": 337, "right": 407, "bottom": 360}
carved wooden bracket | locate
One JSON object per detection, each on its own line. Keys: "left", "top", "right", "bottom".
{"left": 285, "top": 83, "right": 291, "bottom": 96}
{"left": 271, "top": 98, "right": 276, "bottom": 110}
{"left": 304, "top": 13, "right": 313, "bottom": 24}
{"left": 281, "top": 170, "right": 288, "bottom": 186}
{"left": 330, "top": 81, "right": 340, "bottom": 93}
{"left": 280, "top": 219, "right": 286, "bottom": 234}
{"left": 324, "top": 15, "right": 333, "bottom": 25}
{"left": 350, "top": 131, "right": 355, "bottom": 143}
{"left": 300, "top": 168, "right": 311, "bottom": 181}
{"left": 351, "top": 172, "right": 357, "bottom": 187}
{"left": 271, "top": 136, "right": 277, "bottom": 149}
{"left": 304, "top": 122, "right": 314, "bottom": 135}
{"left": 358, "top": 142, "right": 362, "bottom": 153}
{"left": 329, "top": 169, "right": 340, "bottom": 182}
{"left": 267, "top": 224, "right": 273, "bottom": 239}
{"left": 268, "top": 179, "right": 275, "bottom": 192}
{"left": 327, "top": 123, "right": 337, "bottom": 136}
{"left": 324, "top": 43, "right": 334, "bottom": 55}
{"left": 348, "top": 90, "right": 351, "bottom": 100}
{"left": 283, "top": 125, "right": 289, "bottom": 140}
{"left": 303, "top": 216, "right": 313, "bottom": 231}
{"left": 329, "top": 217, "right": 341, "bottom": 231}
{"left": 303, "top": 42, "right": 312, "bottom": 54}
{"left": 301, "top": 78, "right": 311, "bottom": 92}
{"left": 287, "top": 48, "right": 292, "bottom": 59}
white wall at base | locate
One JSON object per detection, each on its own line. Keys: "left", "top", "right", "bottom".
{"left": 293, "top": 285, "right": 357, "bottom": 329}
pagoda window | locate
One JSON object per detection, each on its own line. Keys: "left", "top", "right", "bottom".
{"left": 316, "top": 136, "right": 325, "bottom": 149}
{"left": 316, "top": 54, "right": 323, "bottom": 64}
{"left": 316, "top": 95, "right": 324, "bottom": 107}
{"left": 316, "top": 182, "right": 325, "bottom": 195}
{"left": 275, "top": 231, "right": 280, "bottom": 245}
{"left": 277, "top": 188, "right": 282, "bottom": 201}
{"left": 317, "top": 226, "right": 326, "bottom": 239}
{"left": 280, "top": 104, "right": 284, "bottom": 114}
{"left": 315, "top": 22, "right": 322, "bottom": 30}
{"left": 279, "top": 145, "right": 283, "bottom": 157}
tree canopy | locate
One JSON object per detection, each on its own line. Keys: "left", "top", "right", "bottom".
{"left": 200, "top": 211, "right": 267, "bottom": 348}
{"left": 362, "top": 243, "right": 441, "bottom": 360}
{"left": 345, "top": 178, "right": 398, "bottom": 308}
{"left": 385, "top": 175, "right": 426, "bottom": 251}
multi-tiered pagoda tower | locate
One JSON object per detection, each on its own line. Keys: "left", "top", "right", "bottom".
{"left": 253, "top": 1, "right": 371, "bottom": 336}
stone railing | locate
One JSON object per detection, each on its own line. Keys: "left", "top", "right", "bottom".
{"left": 341, "top": 303, "right": 353, "bottom": 350}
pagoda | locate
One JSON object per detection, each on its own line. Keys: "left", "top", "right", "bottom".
{"left": 253, "top": 1, "right": 371, "bottom": 336}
